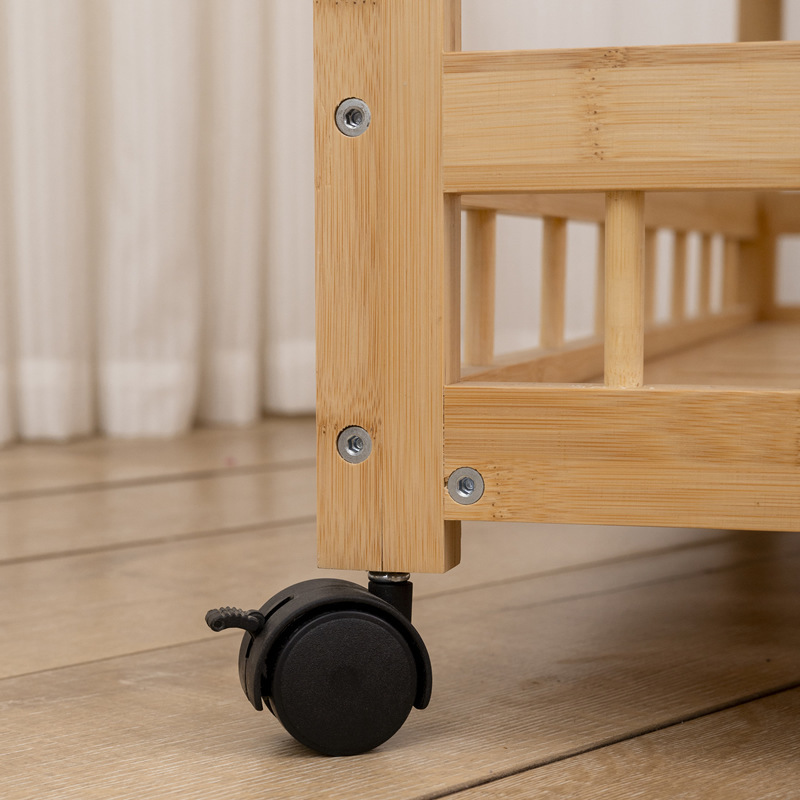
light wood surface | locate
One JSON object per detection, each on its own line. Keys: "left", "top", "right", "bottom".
{"left": 443, "top": 43, "right": 800, "bottom": 192}
{"left": 444, "top": 382, "right": 800, "bottom": 530}
{"left": 315, "top": 0, "right": 460, "bottom": 573}
{"left": 540, "top": 216, "right": 567, "bottom": 349}
{"left": 2, "top": 420, "right": 799, "bottom": 799}
{"left": 604, "top": 191, "right": 645, "bottom": 387}
{"left": 464, "top": 209, "right": 496, "bottom": 365}
{"left": 461, "top": 309, "right": 754, "bottom": 385}
{"left": 461, "top": 191, "right": 759, "bottom": 239}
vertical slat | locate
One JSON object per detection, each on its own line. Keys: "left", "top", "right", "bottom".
{"left": 541, "top": 216, "right": 567, "bottom": 349}
{"left": 604, "top": 192, "right": 645, "bottom": 389}
{"left": 644, "top": 228, "right": 658, "bottom": 326}
{"left": 699, "top": 233, "right": 713, "bottom": 316}
{"left": 723, "top": 238, "right": 740, "bottom": 309}
{"left": 315, "top": 0, "right": 461, "bottom": 574}
{"left": 738, "top": 0, "right": 782, "bottom": 41}
{"left": 594, "top": 224, "right": 605, "bottom": 338}
{"left": 671, "top": 231, "right": 688, "bottom": 322}
{"left": 464, "top": 209, "right": 496, "bottom": 366}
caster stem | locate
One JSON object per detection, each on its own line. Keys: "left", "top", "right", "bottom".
{"left": 368, "top": 572, "right": 413, "bottom": 622}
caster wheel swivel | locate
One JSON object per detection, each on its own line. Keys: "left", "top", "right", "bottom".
{"left": 205, "top": 576, "right": 431, "bottom": 756}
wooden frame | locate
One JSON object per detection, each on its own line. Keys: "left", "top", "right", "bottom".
{"left": 315, "top": 0, "right": 800, "bottom": 575}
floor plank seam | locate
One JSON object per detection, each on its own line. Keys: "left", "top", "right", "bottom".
{"left": 0, "top": 514, "right": 317, "bottom": 568}
{"left": 415, "top": 679, "right": 800, "bottom": 800}
{"left": 0, "top": 458, "right": 316, "bottom": 504}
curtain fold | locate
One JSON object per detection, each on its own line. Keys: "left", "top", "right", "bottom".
{"left": 0, "top": 0, "right": 315, "bottom": 443}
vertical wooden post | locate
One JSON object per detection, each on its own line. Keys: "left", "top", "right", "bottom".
{"left": 738, "top": 0, "right": 781, "bottom": 319}
{"left": 464, "top": 209, "right": 496, "bottom": 366}
{"left": 699, "top": 233, "right": 713, "bottom": 316}
{"left": 644, "top": 228, "right": 658, "bottom": 326}
{"left": 315, "top": 0, "right": 461, "bottom": 573}
{"left": 723, "top": 238, "right": 740, "bottom": 309}
{"left": 594, "top": 223, "right": 605, "bottom": 337}
{"left": 541, "top": 216, "right": 567, "bottom": 349}
{"left": 605, "top": 192, "right": 645, "bottom": 388}
{"left": 671, "top": 231, "right": 687, "bottom": 322}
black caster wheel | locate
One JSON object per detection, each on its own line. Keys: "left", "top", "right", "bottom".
{"left": 205, "top": 577, "right": 432, "bottom": 756}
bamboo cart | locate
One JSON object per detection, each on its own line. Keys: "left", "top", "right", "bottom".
{"left": 208, "top": 0, "right": 800, "bottom": 756}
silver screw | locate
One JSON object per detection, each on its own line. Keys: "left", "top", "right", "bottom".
{"left": 447, "top": 467, "right": 485, "bottom": 505}
{"left": 337, "top": 426, "right": 372, "bottom": 464}
{"left": 335, "top": 98, "right": 371, "bottom": 137}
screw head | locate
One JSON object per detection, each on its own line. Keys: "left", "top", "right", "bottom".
{"left": 447, "top": 467, "right": 485, "bottom": 505}
{"left": 337, "top": 426, "right": 372, "bottom": 464}
{"left": 335, "top": 98, "right": 371, "bottom": 137}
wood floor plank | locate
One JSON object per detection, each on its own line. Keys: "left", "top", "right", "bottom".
{"left": 0, "top": 466, "right": 316, "bottom": 563}
{"left": 0, "top": 417, "right": 316, "bottom": 499}
{"left": 2, "top": 535, "right": 798, "bottom": 800}
{"left": 0, "top": 519, "right": 731, "bottom": 679}
{"left": 446, "top": 687, "right": 800, "bottom": 799}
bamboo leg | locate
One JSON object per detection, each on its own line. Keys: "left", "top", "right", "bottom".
{"left": 723, "top": 238, "right": 740, "bottom": 309}
{"left": 464, "top": 209, "right": 496, "bottom": 366}
{"left": 541, "top": 216, "right": 567, "bottom": 349}
{"left": 644, "top": 228, "right": 657, "bottom": 326}
{"left": 699, "top": 233, "right": 713, "bottom": 316}
{"left": 594, "top": 224, "right": 605, "bottom": 338}
{"left": 671, "top": 231, "right": 688, "bottom": 322}
{"left": 605, "top": 191, "right": 645, "bottom": 388}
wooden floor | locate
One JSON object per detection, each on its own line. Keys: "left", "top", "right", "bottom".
{"left": 2, "top": 416, "right": 799, "bottom": 799}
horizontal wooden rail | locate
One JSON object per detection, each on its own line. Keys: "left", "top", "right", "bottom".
{"left": 460, "top": 307, "right": 755, "bottom": 384}
{"left": 444, "top": 42, "right": 800, "bottom": 192}
{"left": 461, "top": 192, "right": 759, "bottom": 239}
{"left": 444, "top": 384, "right": 800, "bottom": 531}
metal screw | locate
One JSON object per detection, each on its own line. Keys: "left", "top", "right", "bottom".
{"left": 447, "top": 467, "right": 485, "bottom": 505}
{"left": 335, "top": 98, "right": 371, "bottom": 137}
{"left": 337, "top": 426, "right": 372, "bottom": 464}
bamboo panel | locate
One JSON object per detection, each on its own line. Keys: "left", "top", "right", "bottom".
{"left": 444, "top": 384, "right": 800, "bottom": 531}
{"left": 460, "top": 192, "right": 759, "bottom": 239}
{"left": 464, "top": 209, "right": 496, "bottom": 365}
{"left": 444, "top": 43, "right": 800, "bottom": 192}
{"left": 315, "top": 0, "right": 461, "bottom": 572}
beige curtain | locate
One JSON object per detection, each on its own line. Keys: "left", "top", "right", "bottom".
{"left": 0, "top": 0, "right": 315, "bottom": 443}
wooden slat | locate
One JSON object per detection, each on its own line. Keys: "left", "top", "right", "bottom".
{"left": 315, "top": 0, "right": 461, "bottom": 573}
{"left": 462, "top": 308, "right": 754, "bottom": 384}
{"left": 671, "top": 230, "right": 688, "bottom": 322}
{"left": 723, "top": 237, "right": 741, "bottom": 309}
{"left": 464, "top": 209, "right": 496, "bottom": 365}
{"left": 444, "top": 383, "right": 800, "bottom": 531}
{"left": 644, "top": 229, "right": 658, "bottom": 325}
{"left": 3, "top": 532, "right": 798, "bottom": 798}
{"left": 540, "top": 217, "right": 567, "bottom": 349}
{"left": 699, "top": 233, "right": 713, "bottom": 315}
{"left": 443, "top": 43, "right": 800, "bottom": 192}
{"left": 461, "top": 192, "right": 759, "bottom": 239}
{"left": 594, "top": 224, "right": 605, "bottom": 336}
{"left": 605, "top": 192, "right": 645, "bottom": 387}
{"left": 450, "top": 689, "right": 800, "bottom": 799}
{"left": 738, "top": 0, "right": 782, "bottom": 42}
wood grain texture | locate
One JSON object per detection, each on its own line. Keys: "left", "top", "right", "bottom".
{"left": 315, "top": 0, "right": 461, "bottom": 573}
{"left": 448, "top": 689, "right": 800, "bottom": 800}
{"left": 443, "top": 43, "right": 800, "bottom": 192}
{"left": 461, "top": 191, "right": 759, "bottom": 239}
{"left": 540, "top": 217, "right": 567, "bottom": 349}
{"left": 605, "top": 192, "right": 645, "bottom": 387}
{"left": 444, "top": 383, "right": 800, "bottom": 530}
{"left": 0, "top": 418, "right": 315, "bottom": 500}
{"left": 461, "top": 309, "right": 754, "bottom": 385}
{"left": 3, "top": 532, "right": 799, "bottom": 799}
{"left": 464, "top": 209, "right": 496, "bottom": 366}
